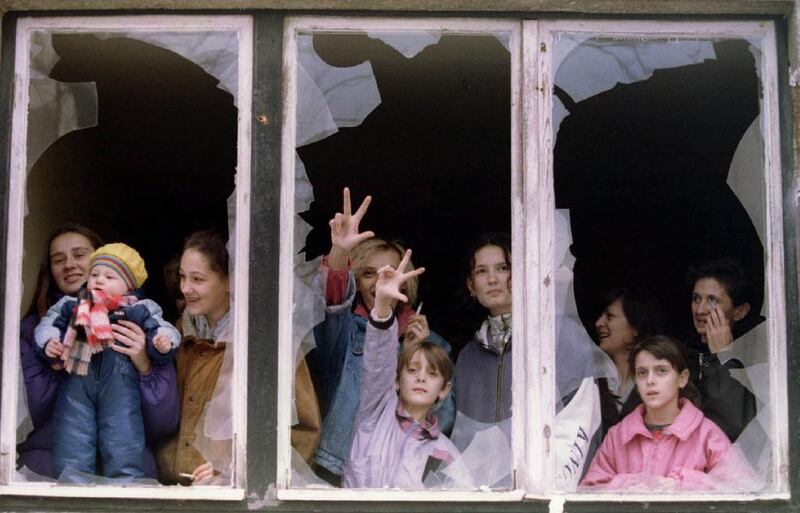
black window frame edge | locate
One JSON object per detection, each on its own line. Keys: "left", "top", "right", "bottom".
{"left": 0, "top": 9, "right": 794, "bottom": 513}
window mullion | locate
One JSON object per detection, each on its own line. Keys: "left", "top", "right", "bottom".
{"left": 247, "top": 12, "right": 284, "bottom": 499}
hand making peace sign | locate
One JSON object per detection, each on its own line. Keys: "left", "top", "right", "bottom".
{"left": 373, "top": 249, "right": 425, "bottom": 319}
{"left": 328, "top": 186, "right": 375, "bottom": 271}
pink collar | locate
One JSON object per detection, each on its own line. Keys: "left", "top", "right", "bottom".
{"left": 395, "top": 402, "right": 441, "bottom": 440}
{"left": 620, "top": 399, "right": 705, "bottom": 443}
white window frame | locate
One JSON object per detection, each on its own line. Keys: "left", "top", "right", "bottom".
{"left": 279, "top": 15, "right": 789, "bottom": 504}
{"left": 528, "top": 18, "right": 790, "bottom": 502}
{"left": 0, "top": 14, "right": 253, "bottom": 501}
{"left": 277, "top": 15, "right": 527, "bottom": 502}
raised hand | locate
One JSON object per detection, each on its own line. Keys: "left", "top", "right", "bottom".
{"left": 705, "top": 306, "right": 734, "bottom": 354}
{"left": 373, "top": 249, "right": 425, "bottom": 319}
{"left": 328, "top": 187, "right": 374, "bottom": 271}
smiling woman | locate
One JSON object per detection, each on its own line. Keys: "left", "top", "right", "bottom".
{"left": 180, "top": 244, "right": 232, "bottom": 329}
{"left": 48, "top": 232, "right": 94, "bottom": 297}
{"left": 593, "top": 288, "right": 665, "bottom": 433}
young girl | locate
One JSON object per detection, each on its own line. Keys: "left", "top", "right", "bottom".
{"left": 581, "top": 335, "right": 758, "bottom": 491}
{"left": 156, "top": 230, "right": 235, "bottom": 485}
{"left": 344, "top": 249, "right": 458, "bottom": 488}
{"left": 34, "top": 243, "right": 180, "bottom": 479}
{"left": 452, "top": 234, "right": 512, "bottom": 431}
{"left": 157, "top": 230, "right": 321, "bottom": 485}
{"left": 308, "top": 187, "right": 454, "bottom": 483}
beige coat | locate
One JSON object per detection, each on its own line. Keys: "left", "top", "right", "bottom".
{"left": 156, "top": 328, "right": 321, "bottom": 483}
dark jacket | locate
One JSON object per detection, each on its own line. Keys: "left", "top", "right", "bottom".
{"left": 19, "top": 307, "right": 180, "bottom": 478}
{"left": 599, "top": 379, "right": 642, "bottom": 436}
{"left": 41, "top": 287, "right": 177, "bottom": 364}
{"left": 686, "top": 336, "right": 756, "bottom": 442}
{"left": 453, "top": 337, "right": 512, "bottom": 426}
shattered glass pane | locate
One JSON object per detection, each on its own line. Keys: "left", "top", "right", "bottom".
{"left": 18, "top": 26, "right": 240, "bottom": 486}
{"left": 552, "top": 35, "right": 774, "bottom": 493}
{"left": 293, "top": 30, "right": 512, "bottom": 490}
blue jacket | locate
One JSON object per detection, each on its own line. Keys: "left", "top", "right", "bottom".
{"left": 19, "top": 310, "right": 180, "bottom": 478}
{"left": 34, "top": 288, "right": 180, "bottom": 365}
{"left": 308, "top": 272, "right": 455, "bottom": 476}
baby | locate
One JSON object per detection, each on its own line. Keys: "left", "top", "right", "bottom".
{"left": 35, "top": 243, "right": 179, "bottom": 479}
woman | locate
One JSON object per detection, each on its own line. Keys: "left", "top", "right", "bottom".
{"left": 449, "top": 233, "right": 513, "bottom": 489}
{"left": 156, "top": 230, "right": 321, "bottom": 485}
{"left": 594, "top": 288, "right": 664, "bottom": 433}
{"left": 453, "top": 233, "right": 513, "bottom": 429}
{"left": 18, "top": 223, "right": 179, "bottom": 479}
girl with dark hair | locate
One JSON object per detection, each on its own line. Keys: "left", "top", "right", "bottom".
{"left": 449, "top": 233, "right": 513, "bottom": 487}
{"left": 18, "top": 224, "right": 179, "bottom": 479}
{"left": 594, "top": 288, "right": 665, "bottom": 432}
{"left": 156, "top": 229, "right": 234, "bottom": 485}
{"left": 581, "top": 335, "right": 757, "bottom": 491}
{"left": 156, "top": 230, "right": 321, "bottom": 485}
{"left": 453, "top": 232, "right": 512, "bottom": 428}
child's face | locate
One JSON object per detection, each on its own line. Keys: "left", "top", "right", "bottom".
{"left": 691, "top": 277, "right": 748, "bottom": 340}
{"left": 467, "top": 245, "right": 512, "bottom": 316}
{"left": 50, "top": 232, "right": 95, "bottom": 296}
{"left": 634, "top": 350, "right": 689, "bottom": 414}
{"left": 396, "top": 349, "right": 451, "bottom": 415}
{"left": 87, "top": 265, "right": 131, "bottom": 296}
{"left": 356, "top": 249, "right": 401, "bottom": 312}
{"left": 595, "top": 297, "right": 638, "bottom": 358}
{"left": 180, "top": 248, "right": 230, "bottom": 327}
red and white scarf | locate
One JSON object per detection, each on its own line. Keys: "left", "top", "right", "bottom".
{"left": 61, "top": 289, "right": 136, "bottom": 375}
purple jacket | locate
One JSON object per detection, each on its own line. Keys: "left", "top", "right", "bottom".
{"left": 343, "top": 318, "right": 460, "bottom": 489}
{"left": 581, "top": 399, "right": 757, "bottom": 490}
{"left": 18, "top": 312, "right": 179, "bottom": 478}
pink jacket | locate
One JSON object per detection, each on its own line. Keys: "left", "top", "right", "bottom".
{"left": 581, "top": 399, "right": 758, "bottom": 491}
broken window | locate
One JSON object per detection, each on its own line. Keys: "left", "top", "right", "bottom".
{"left": 2, "top": 16, "right": 251, "bottom": 499}
{"left": 548, "top": 24, "right": 788, "bottom": 496}
{"left": 284, "top": 20, "right": 519, "bottom": 494}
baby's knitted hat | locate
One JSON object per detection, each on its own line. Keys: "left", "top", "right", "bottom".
{"left": 90, "top": 243, "right": 148, "bottom": 291}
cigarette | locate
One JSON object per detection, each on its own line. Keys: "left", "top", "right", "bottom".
{"left": 179, "top": 472, "right": 195, "bottom": 480}
{"left": 416, "top": 302, "right": 423, "bottom": 315}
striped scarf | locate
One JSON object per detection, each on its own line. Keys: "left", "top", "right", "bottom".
{"left": 61, "top": 288, "right": 136, "bottom": 375}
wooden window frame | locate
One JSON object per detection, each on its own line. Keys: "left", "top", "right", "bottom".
{"left": 0, "top": 9, "right": 794, "bottom": 513}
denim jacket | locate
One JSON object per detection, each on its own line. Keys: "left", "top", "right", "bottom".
{"left": 308, "top": 271, "right": 455, "bottom": 476}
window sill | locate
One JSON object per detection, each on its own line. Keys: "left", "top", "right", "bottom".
{"left": 551, "top": 491, "right": 791, "bottom": 502}
{"left": 0, "top": 482, "right": 245, "bottom": 501}
{"left": 277, "top": 488, "right": 526, "bottom": 501}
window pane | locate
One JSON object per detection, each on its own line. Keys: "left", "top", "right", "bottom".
{"left": 17, "top": 27, "right": 240, "bottom": 486}
{"left": 290, "top": 29, "right": 513, "bottom": 490}
{"left": 551, "top": 34, "right": 775, "bottom": 493}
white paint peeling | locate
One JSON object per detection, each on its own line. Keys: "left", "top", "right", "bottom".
{"left": 548, "top": 495, "right": 565, "bottom": 513}
{"left": 247, "top": 483, "right": 279, "bottom": 509}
